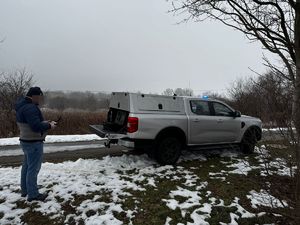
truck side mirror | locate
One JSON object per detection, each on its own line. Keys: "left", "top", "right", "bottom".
{"left": 234, "top": 111, "right": 241, "bottom": 117}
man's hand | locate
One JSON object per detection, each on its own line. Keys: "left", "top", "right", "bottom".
{"left": 49, "top": 121, "right": 57, "bottom": 129}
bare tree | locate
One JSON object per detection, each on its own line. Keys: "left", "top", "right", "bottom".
{"left": 0, "top": 68, "right": 34, "bottom": 137}
{"left": 162, "top": 87, "right": 194, "bottom": 96}
{"left": 228, "top": 72, "right": 293, "bottom": 126}
{"left": 169, "top": 0, "right": 300, "bottom": 222}
{"left": 162, "top": 88, "right": 174, "bottom": 96}
{"left": 0, "top": 68, "right": 33, "bottom": 110}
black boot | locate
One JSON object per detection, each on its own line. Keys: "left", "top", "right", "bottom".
{"left": 27, "top": 193, "right": 48, "bottom": 202}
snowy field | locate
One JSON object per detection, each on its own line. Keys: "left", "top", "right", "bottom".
{"left": 0, "top": 146, "right": 294, "bottom": 225}
{"left": 0, "top": 135, "right": 107, "bottom": 157}
{"left": 0, "top": 135, "right": 105, "bottom": 146}
{"left": 0, "top": 143, "right": 106, "bottom": 157}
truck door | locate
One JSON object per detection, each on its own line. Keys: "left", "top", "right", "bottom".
{"left": 188, "top": 100, "right": 217, "bottom": 144}
{"left": 210, "top": 101, "right": 241, "bottom": 143}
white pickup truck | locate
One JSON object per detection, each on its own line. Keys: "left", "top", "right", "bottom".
{"left": 90, "top": 92, "right": 262, "bottom": 165}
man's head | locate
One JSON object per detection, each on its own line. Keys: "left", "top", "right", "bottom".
{"left": 26, "top": 87, "right": 44, "bottom": 105}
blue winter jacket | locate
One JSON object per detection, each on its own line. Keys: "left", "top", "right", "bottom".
{"left": 15, "top": 97, "right": 50, "bottom": 141}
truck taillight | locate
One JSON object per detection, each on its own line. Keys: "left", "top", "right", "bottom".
{"left": 127, "top": 117, "right": 138, "bottom": 133}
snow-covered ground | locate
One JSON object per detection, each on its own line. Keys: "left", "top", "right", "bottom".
{"left": 262, "top": 127, "right": 296, "bottom": 132}
{"left": 0, "top": 134, "right": 106, "bottom": 157}
{"left": 0, "top": 143, "right": 105, "bottom": 157}
{"left": 0, "top": 148, "right": 293, "bottom": 225}
{"left": 0, "top": 134, "right": 105, "bottom": 146}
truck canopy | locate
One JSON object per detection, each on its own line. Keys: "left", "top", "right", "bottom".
{"left": 110, "top": 92, "right": 185, "bottom": 114}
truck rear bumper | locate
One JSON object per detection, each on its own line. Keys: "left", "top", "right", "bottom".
{"left": 90, "top": 125, "right": 154, "bottom": 149}
{"left": 118, "top": 139, "right": 135, "bottom": 148}
{"left": 90, "top": 124, "right": 129, "bottom": 148}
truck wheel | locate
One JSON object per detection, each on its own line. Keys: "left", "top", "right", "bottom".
{"left": 145, "top": 146, "right": 155, "bottom": 159}
{"left": 133, "top": 146, "right": 144, "bottom": 152}
{"left": 155, "top": 137, "right": 182, "bottom": 165}
{"left": 240, "top": 129, "right": 257, "bottom": 154}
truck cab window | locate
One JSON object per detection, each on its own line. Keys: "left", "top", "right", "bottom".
{"left": 213, "top": 102, "right": 233, "bottom": 117}
{"left": 190, "top": 100, "right": 210, "bottom": 115}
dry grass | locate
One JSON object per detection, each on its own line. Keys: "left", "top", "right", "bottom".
{"left": 44, "top": 110, "right": 107, "bottom": 135}
{"left": 43, "top": 110, "right": 107, "bottom": 135}
{"left": 0, "top": 111, "right": 18, "bottom": 138}
{"left": 0, "top": 110, "right": 107, "bottom": 138}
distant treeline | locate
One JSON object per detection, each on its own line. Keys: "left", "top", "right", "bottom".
{"left": 43, "top": 91, "right": 110, "bottom": 111}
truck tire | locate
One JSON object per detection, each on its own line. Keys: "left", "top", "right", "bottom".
{"left": 240, "top": 129, "right": 257, "bottom": 154}
{"left": 155, "top": 136, "right": 182, "bottom": 165}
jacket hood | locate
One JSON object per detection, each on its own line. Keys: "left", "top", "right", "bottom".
{"left": 15, "top": 97, "right": 31, "bottom": 111}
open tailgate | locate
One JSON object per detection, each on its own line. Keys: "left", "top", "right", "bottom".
{"left": 89, "top": 125, "right": 126, "bottom": 139}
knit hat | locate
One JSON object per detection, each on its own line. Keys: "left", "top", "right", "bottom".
{"left": 26, "top": 87, "right": 43, "bottom": 97}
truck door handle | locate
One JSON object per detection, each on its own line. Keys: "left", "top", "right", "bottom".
{"left": 193, "top": 119, "right": 200, "bottom": 122}
{"left": 217, "top": 119, "right": 224, "bottom": 123}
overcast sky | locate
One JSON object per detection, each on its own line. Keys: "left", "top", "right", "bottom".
{"left": 0, "top": 0, "right": 273, "bottom": 95}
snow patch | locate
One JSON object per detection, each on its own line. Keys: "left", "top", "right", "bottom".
{"left": 0, "top": 151, "right": 207, "bottom": 225}
{"left": 247, "top": 189, "right": 288, "bottom": 209}
{"left": 227, "top": 160, "right": 254, "bottom": 175}
{"left": 0, "top": 134, "right": 105, "bottom": 146}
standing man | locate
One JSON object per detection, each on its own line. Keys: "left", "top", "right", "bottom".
{"left": 15, "top": 87, "right": 57, "bottom": 202}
